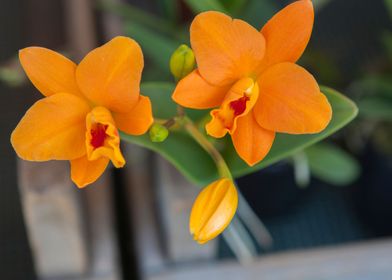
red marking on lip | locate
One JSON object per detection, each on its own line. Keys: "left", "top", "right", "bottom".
{"left": 90, "top": 124, "right": 108, "bottom": 149}
{"left": 230, "top": 96, "right": 250, "bottom": 116}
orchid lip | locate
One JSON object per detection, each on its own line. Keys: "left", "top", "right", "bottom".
{"left": 90, "top": 123, "right": 108, "bottom": 149}
{"left": 230, "top": 96, "right": 250, "bottom": 117}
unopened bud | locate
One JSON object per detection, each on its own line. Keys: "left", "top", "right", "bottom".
{"left": 189, "top": 178, "right": 238, "bottom": 244}
{"left": 149, "top": 123, "right": 169, "bottom": 143}
{"left": 169, "top": 44, "right": 195, "bottom": 81}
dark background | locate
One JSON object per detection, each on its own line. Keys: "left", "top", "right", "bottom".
{"left": 0, "top": 0, "right": 391, "bottom": 279}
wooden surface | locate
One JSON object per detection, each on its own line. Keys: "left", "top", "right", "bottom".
{"left": 18, "top": 161, "right": 88, "bottom": 277}
{"left": 123, "top": 143, "right": 218, "bottom": 277}
{"left": 123, "top": 145, "right": 166, "bottom": 275}
{"left": 15, "top": 0, "right": 121, "bottom": 279}
{"left": 156, "top": 157, "right": 217, "bottom": 263}
{"left": 149, "top": 238, "right": 392, "bottom": 280}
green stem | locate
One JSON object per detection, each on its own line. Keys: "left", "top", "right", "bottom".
{"left": 180, "top": 116, "right": 260, "bottom": 259}
{"left": 292, "top": 150, "right": 310, "bottom": 188}
{"left": 163, "top": 117, "right": 176, "bottom": 128}
{"left": 182, "top": 116, "right": 232, "bottom": 180}
{"left": 181, "top": 116, "right": 273, "bottom": 250}
{"left": 177, "top": 105, "right": 185, "bottom": 118}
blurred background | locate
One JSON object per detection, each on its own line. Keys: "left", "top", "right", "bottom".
{"left": 1, "top": 0, "right": 392, "bottom": 279}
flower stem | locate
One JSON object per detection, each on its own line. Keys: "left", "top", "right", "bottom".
{"left": 163, "top": 118, "right": 176, "bottom": 129}
{"left": 182, "top": 116, "right": 273, "bottom": 251}
{"left": 182, "top": 116, "right": 232, "bottom": 180}
{"left": 177, "top": 105, "right": 185, "bottom": 118}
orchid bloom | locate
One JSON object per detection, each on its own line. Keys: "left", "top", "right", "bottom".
{"left": 11, "top": 36, "right": 153, "bottom": 187}
{"left": 173, "top": 0, "right": 332, "bottom": 166}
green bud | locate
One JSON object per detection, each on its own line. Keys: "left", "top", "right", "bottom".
{"left": 149, "top": 123, "right": 169, "bottom": 143}
{"left": 169, "top": 44, "right": 195, "bottom": 81}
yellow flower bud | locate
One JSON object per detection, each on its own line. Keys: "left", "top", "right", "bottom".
{"left": 149, "top": 123, "right": 169, "bottom": 142}
{"left": 189, "top": 178, "right": 238, "bottom": 244}
{"left": 169, "top": 44, "right": 195, "bottom": 81}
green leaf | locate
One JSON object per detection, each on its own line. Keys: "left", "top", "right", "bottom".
{"left": 122, "top": 83, "right": 358, "bottom": 186}
{"left": 305, "top": 143, "right": 361, "bottom": 186}
{"left": 350, "top": 76, "right": 392, "bottom": 120}
{"left": 0, "top": 67, "right": 25, "bottom": 87}
{"left": 382, "top": 31, "right": 392, "bottom": 61}
{"left": 184, "top": 0, "right": 228, "bottom": 13}
{"left": 220, "top": 0, "right": 247, "bottom": 15}
{"left": 350, "top": 76, "right": 392, "bottom": 99}
{"left": 121, "top": 131, "right": 218, "bottom": 182}
{"left": 358, "top": 97, "right": 392, "bottom": 120}
{"left": 225, "top": 86, "right": 358, "bottom": 180}
{"left": 240, "top": 0, "right": 278, "bottom": 28}
{"left": 385, "top": 0, "right": 392, "bottom": 19}
{"left": 158, "top": 0, "right": 179, "bottom": 23}
{"left": 99, "top": 0, "right": 175, "bottom": 34}
{"left": 140, "top": 83, "right": 207, "bottom": 120}
{"left": 124, "top": 22, "right": 180, "bottom": 74}
{"left": 140, "top": 83, "right": 177, "bottom": 119}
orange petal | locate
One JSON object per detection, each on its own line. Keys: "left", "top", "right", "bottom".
{"left": 259, "top": 0, "right": 314, "bottom": 70}
{"left": 172, "top": 70, "right": 229, "bottom": 109}
{"left": 70, "top": 155, "right": 109, "bottom": 188}
{"left": 19, "top": 47, "right": 82, "bottom": 97}
{"left": 191, "top": 11, "right": 266, "bottom": 86}
{"left": 232, "top": 113, "right": 275, "bottom": 166}
{"left": 206, "top": 78, "right": 259, "bottom": 138}
{"left": 113, "top": 95, "right": 153, "bottom": 135}
{"left": 85, "top": 106, "right": 125, "bottom": 168}
{"left": 254, "top": 62, "right": 332, "bottom": 134}
{"left": 76, "top": 36, "right": 143, "bottom": 113}
{"left": 11, "top": 93, "right": 90, "bottom": 161}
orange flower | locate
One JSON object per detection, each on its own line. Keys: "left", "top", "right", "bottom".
{"left": 11, "top": 36, "right": 153, "bottom": 187}
{"left": 173, "top": 0, "right": 332, "bottom": 166}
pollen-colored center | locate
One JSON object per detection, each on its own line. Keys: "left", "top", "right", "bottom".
{"left": 90, "top": 123, "right": 108, "bottom": 149}
{"left": 230, "top": 96, "right": 250, "bottom": 116}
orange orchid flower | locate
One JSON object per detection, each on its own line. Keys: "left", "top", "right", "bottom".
{"left": 173, "top": 0, "right": 332, "bottom": 166}
{"left": 11, "top": 36, "right": 153, "bottom": 188}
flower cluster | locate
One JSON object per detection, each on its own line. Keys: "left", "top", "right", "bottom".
{"left": 11, "top": 0, "right": 331, "bottom": 243}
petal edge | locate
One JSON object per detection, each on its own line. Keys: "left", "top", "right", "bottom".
{"left": 172, "top": 70, "right": 229, "bottom": 109}
{"left": 191, "top": 11, "right": 266, "bottom": 86}
{"left": 11, "top": 93, "right": 90, "bottom": 161}
{"left": 19, "top": 47, "right": 82, "bottom": 97}
{"left": 254, "top": 63, "right": 332, "bottom": 134}
{"left": 76, "top": 36, "right": 143, "bottom": 113}
{"left": 113, "top": 95, "right": 154, "bottom": 135}
{"left": 70, "top": 156, "right": 109, "bottom": 188}
{"left": 259, "top": 0, "right": 314, "bottom": 70}
{"left": 232, "top": 113, "right": 275, "bottom": 166}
